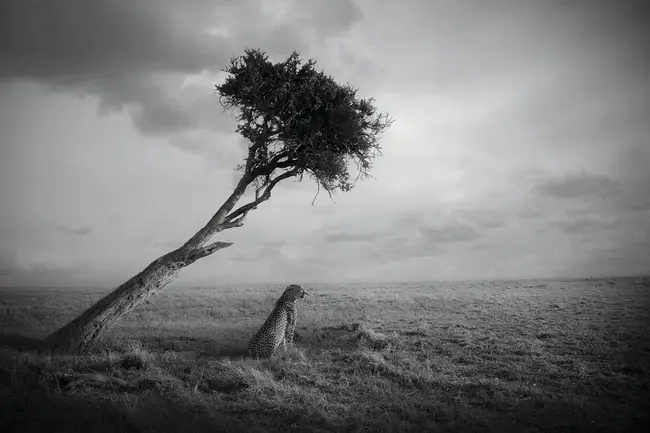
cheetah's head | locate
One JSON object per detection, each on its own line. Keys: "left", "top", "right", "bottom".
{"left": 281, "top": 284, "right": 308, "bottom": 301}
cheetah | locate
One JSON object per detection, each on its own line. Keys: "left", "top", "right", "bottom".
{"left": 248, "top": 284, "right": 308, "bottom": 359}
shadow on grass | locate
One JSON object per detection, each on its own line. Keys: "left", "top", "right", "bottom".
{"left": 0, "top": 352, "right": 255, "bottom": 433}
{"left": 0, "top": 332, "right": 252, "bottom": 362}
{"left": 201, "top": 346, "right": 250, "bottom": 360}
{"left": 1, "top": 390, "right": 140, "bottom": 433}
{"left": 0, "top": 388, "right": 253, "bottom": 433}
{"left": 0, "top": 334, "right": 43, "bottom": 351}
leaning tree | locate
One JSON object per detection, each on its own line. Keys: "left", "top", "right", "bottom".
{"left": 44, "top": 48, "right": 394, "bottom": 353}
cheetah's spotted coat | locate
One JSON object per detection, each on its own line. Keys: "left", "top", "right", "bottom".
{"left": 248, "top": 284, "right": 308, "bottom": 359}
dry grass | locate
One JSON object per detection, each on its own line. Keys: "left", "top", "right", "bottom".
{"left": 1, "top": 277, "right": 649, "bottom": 432}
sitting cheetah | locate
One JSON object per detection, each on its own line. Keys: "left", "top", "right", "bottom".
{"left": 248, "top": 284, "right": 308, "bottom": 359}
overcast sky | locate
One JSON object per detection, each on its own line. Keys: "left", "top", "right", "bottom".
{"left": 0, "top": 0, "right": 648, "bottom": 286}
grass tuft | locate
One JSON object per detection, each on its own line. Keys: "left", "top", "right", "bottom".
{"left": 119, "top": 339, "right": 154, "bottom": 370}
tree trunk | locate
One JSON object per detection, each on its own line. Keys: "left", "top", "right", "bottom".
{"left": 44, "top": 250, "right": 186, "bottom": 353}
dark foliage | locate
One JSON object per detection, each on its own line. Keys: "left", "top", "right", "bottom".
{"left": 215, "top": 49, "right": 394, "bottom": 195}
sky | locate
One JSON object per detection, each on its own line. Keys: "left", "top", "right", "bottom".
{"left": 0, "top": 0, "right": 648, "bottom": 287}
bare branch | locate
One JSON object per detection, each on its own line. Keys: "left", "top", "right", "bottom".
{"left": 185, "top": 241, "right": 234, "bottom": 263}
{"left": 217, "top": 213, "right": 248, "bottom": 230}
{"left": 225, "top": 169, "right": 299, "bottom": 222}
{"left": 192, "top": 210, "right": 250, "bottom": 250}
{"left": 249, "top": 150, "right": 299, "bottom": 178}
{"left": 227, "top": 212, "right": 248, "bottom": 226}
{"left": 311, "top": 181, "right": 321, "bottom": 206}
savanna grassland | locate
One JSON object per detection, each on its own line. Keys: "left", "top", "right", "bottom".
{"left": 1, "top": 278, "right": 649, "bottom": 432}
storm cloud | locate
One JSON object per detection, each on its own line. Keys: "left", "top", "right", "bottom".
{"left": 553, "top": 216, "right": 621, "bottom": 234}
{"left": 1, "top": 0, "right": 362, "bottom": 136}
{"left": 533, "top": 171, "right": 620, "bottom": 200}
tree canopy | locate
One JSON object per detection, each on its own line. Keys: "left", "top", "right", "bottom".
{"left": 215, "top": 48, "right": 394, "bottom": 196}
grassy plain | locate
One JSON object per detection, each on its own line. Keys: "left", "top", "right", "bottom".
{"left": 0, "top": 277, "right": 649, "bottom": 432}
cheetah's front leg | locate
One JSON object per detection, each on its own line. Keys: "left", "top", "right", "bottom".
{"left": 285, "top": 308, "right": 297, "bottom": 348}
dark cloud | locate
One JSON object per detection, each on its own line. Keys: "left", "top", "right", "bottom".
{"left": 0, "top": 0, "right": 228, "bottom": 136}
{"left": 626, "top": 200, "right": 650, "bottom": 211}
{"left": 298, "top": 0, "right": 364, "bottom": 38}
{"left": 0, "top": 248, "right": 23, "bottom": 275}
{"left": 323, "top": 232, "right": 377, "bottom": 243}
{"left": 1, "top": 0, "right": 214, "bottom": 78}
{"left": 320, "top": 216, "right": 391, "bottom": 245}
{"left": 418, "top": 219, "right": 481, "bottom": 243}
{"left": 319, "top": 214, "right": 443, "bottom": 262}
{"left": 553, "top": 216, "right": 620, "bottom": 234}
{"left": 530, "top": 162, "right": 650, "bottom": 215}
{"left": 55, "top": 225, "right": 92, "bottom": 236}
{"left": 0, "top": 0, "right": 362, "bottom": 136}
{"left": 96, "top": 76, "right": 240, "bottom": 136}
{"left": 369, "top": 236, "right": 439, "bottom": 262}
{"left": 321, "top": 209, "right": 497, "bottom": 263}
{"left": 533, "top": 171, "right": 619, "bottom": 200}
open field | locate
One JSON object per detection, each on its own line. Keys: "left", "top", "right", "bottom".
{"left": 1, "top": 277, "right": 649, "bottom": 432}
